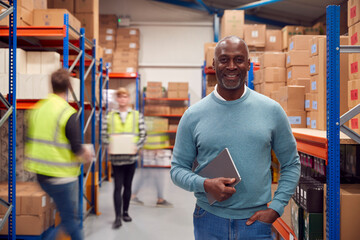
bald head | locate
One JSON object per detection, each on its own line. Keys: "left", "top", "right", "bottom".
{"left": 215, "top": 36, "right": 249, "bottom": 60}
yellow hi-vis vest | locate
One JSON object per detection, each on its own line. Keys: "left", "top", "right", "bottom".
{"left": 24, "top": 94, "right": 80, "bottom": 177}
{"left": 144, "top": 132, "right": 170, "bottom": 150}
{"left": 108, "top": 110, "right": 140, "bottom": 143}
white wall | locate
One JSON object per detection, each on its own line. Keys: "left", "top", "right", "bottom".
{"left": 100, "top": 0, "right": 214, "bottom": 104}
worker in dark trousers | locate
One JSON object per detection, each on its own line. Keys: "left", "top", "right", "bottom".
{"left": 25, "top": 68, "right": 92, "bottom": 240}
{"left": 102, "top": 87, "right": 146, "bottom": 229}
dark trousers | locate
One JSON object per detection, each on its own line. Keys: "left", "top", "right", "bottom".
{"left": 112, "top": 163, "right": 136, "bottom": 218}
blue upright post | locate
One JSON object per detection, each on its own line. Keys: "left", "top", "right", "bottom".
{"left": 91, "top": 39, "right": 96, "bottom": 213}
{"left": 79, "top": 27, "right": 85, "bottom": 226}
{"left": 213, "top": 13, "right": 220, "bottom": 42}
{"left": 326, "top": 5, "right": 340, "bottom": 240}
{"left": 8, "top": 1, "right": 17, "bottom": 239}
{"left": 98, "top": 58, "right": 103, "bottom": 187}
{"left": 202, "top": 61, "right": 205, "bottom": 98}
{"left": 136, "top": 74, "right": 140, "bottom": 111}
{"left": 248, "top": 62, "right": 254, "bottom": 90}
{"left": 63, "top": 14, "right": 69, "bottom": 69}
{"left": 105, "top": 64, "right": 109, "bottom": 178}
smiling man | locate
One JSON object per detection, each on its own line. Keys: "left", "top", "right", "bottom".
{"left": 170, "top": 36, "right": 300, "bottom": 240}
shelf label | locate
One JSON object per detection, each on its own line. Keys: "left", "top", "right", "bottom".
{"left": 287, "top": 55, "right": 291, "bottom": 64}
{"left": 106, "top": 28, "right": 114, "bottom": 34}
{"left": 269, "top": 36, "right": 276, "bottom": 43}
{"left": 251, "top": 30, "right": 259, "bottom": 38}
{"left": 351, "top": 118, "right": 359, "bottom": 129}
{"left": 311, "top": 120, "right": 316, "bottom": 129}
{"left": 352, "top": 33, "right": 358, "bottom": 45}
{"left": 351, "top": 89, "right": 358, "bottom": 100}
{"left": 307, "top": 117, "right": 310, "bottom": 126}
{"left": 351, "top": 6, "right": 357, "bottom": 19}
{"left": 290, "top": 233, "right": 294, "bottom": 240}
{"left": 311, "top": 81, "right": 317, "bottom": 90}
{"left": 312, "top": 100, "right": 318, "bottom": 110}
{"left": 105, "top": 35, "right": 113, "bottom": 41}
{"left": 288, "top": 116, "right": 301, "bottom": 125}
{"left": 288, "top": 71, "right": 292, "bottom": 79}
{"left": 289, "top": 41, "right": 294, "bottom": 51}
{"left": 310, "top": 64, "right": 316, "bottom": 74}
{"left": 129, "top": 30, "right": 137, "bottom": 35}
{"left": 129, "top": 43, "right": 137, "bottom": 48}
{"left": 351, "top": 62, "right": 358, "bottom": 74}
{"left": 311, "top": 44, "right": 317, "bottom": 54}
{"left": 305, "top": 100, "right": 310, "bottom": 109}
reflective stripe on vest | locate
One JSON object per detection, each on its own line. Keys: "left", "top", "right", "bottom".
{"left": 25, "top": 94, "right": 79, "bottom": 177}
{"left": 144, "top": 132, "right": 169, "bottom": 149}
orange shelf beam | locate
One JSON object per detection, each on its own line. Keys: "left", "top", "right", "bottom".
{"left": 144, "top": 97, "right": 188, "bottom": 101}
{"left": 0, "top": 26, "right": 65, "bottom": 37}
{"left": 204, "top": 67, "right": 215, "bottom": 75}
{"left": 109, "top": 72, "right": 137, "bottom": 78}
{"left": 292, "top": 132, "right": 328, "bottom": 162}
{"left": 273, "top": 218, "right": 297, "bottom": 240}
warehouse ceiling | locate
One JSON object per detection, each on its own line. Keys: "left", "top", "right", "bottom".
{"left": 151, "top": 0, "right": 348, "bottom": 27}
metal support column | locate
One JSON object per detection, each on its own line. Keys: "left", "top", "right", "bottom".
{"left": 8, "top": 0, "right": 17, "bottom": 239}
{"left": 201, "top": 61, "right": 206, "bottom": 98}
{"left": 63, "top": 14, "right": 69, "bottom": 70}
{"left": 326, "top": 5, "right": 340, "bottom": 240}
{"left": 98, "top": 58, "right": 103, "bottom": 186}
{"left": 248, "top": 62, "right": 254, "bottom": 90}
{"left": 105, "top": 64, "right": 109, "bottom": 178}
{"left": 213, "top": 13, "right": 220, "bottom": 42}
{"left": 90, "top": 39, "right": 96, "bottom": 213}
{"left": 79, "top": 27, "right": 85, "bottom": 227}
{"left": 136, "top": 74, "right": 140, "bottom": 111}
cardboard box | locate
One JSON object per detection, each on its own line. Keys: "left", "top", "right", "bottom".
{"left": 0, "top": 6, "right": 33, "bottom": 26}
{"left": 265, "top": 30, "right": 282, "bottom": 51}
{"left": 115, "top": 42, "right": 139, "bottom": 50}
{"left": 279, "top": 86, "right": 305, "bottom": 111}
{"left": 260, "top": 82, "right": 285, "bottom": 97}
{"left": 170, "top": 107, "right": 187, "bottom": 115}
{"left": 112, "top": 65, "right": 137, "bottom": 73}
{"left": 41, "top": 52, "right": 60, "bottom": 75}
{"left": 48, "top": 0, "right": 74, "bottom": 13}
{"left": 306, "top": 111, "right": 311, "bottom": 128}
{"left": 286, "top": 110, "right": 306, "bottom": 128}
{"left": 74, "top": 13, "right": 99, "bottom": 40}
{"left": 348, "top": 0, "right": 360, "bottom": 28}
{"left": 324, "top": 185, "right": 360, "bottom": 239}
{"left": 100, "top": 14, "right": 117, "bottom": 26}
{"left": 309, "top": 110, "right": 326, "bottom": 130}
{"left": 33, "top": 9, "right": 81, "bottom": 33}
{"left": 116, "top": 28, "right": 140, "bottom": 37}
{"left": 288, "top": 78, "right": 310, "bottom": 94}
{"left": 27, "top": 52, "right": 42, "bottom": 74}
{"left": 350, "top": 115, "right": 360, "bottom": 134}
{"left": 249, "top": 51, "right": 264, "bottom": 64}
{"left": 309, "top": 55, "right": 323, "bottom": 76}
{"left": 168, "top": 82, "right": 189, "bottom": 92}
{"left": 5, "top": 48, "right": 27, "bottom": 74}
{"left": 348, "top": 79, "right": 360, "bottom": 108}
{"left": 253, "top": 69, "right": 262, "bottom": 84}
{"left": 244, "top": 24, "right": 266, "bottom": 47}
{"left": 116, "top": 35, "right": 140, "bottom": 44}
{"left": 305, "top": 93, "right": 311, "bottom": 111}
{"left": 34, "top": 0, "right": 47, "bottom": 9}
{"left": 259, "top": 52, "right": 285, "bottom": 69}
{"left": 286, "top": 50, "right": 310, "bottom": 68}
{"left": 309, "top": 36, "right": 326, "bottom": 57}
{"left": 349, "top": 21, "right": 360, "bottom": 46}
{"left": 206, "top": 46, "right": 215, "bottom": 68}
{"left": 282, "top": 26, "right": 304, "bottom": 50}
{"left": 75, "top": 0, "right": 98, "bottom": 13}
{"left": 263, "top": 67, "right": 286, "bottom": 83}
{"left": 204, "top": 42, "right": 217, "bottom": 59}
{"left": 287, "top": 66, "right": 310, "bottom": 82}
{"left": 206, "top": 74, "right": 217, "bottom": 86}
{"left": 21, "top": 190, "right": 47, "bottom": 215}
{"left": 304, "top": 27, "right": 320, "bottom": 36}
{"left": 270, "top": 90, "right": 280, "bottom": 102}
{"left": 349, "top": 53, "right": 360, "bottom": 80}
{"left": 289, "top": 35, "right": 316, "bottom": 51}
{"left": 0, "top": 214, "right": 47, "bottom": 235}
{"left": 221, "top": 10, "right": 244, "bottom": 39}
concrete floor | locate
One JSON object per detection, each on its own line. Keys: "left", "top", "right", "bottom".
{"left": 84, "top": 168, "right": 196, "bottom": 240}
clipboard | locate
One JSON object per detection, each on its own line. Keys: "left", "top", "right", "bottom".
{"left": 197, "top": 148, "right": 241, "bottom": 205}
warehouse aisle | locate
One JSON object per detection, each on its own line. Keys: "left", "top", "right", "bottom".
{"left": 84, "top": 168, "right": 195, "bottom": 240}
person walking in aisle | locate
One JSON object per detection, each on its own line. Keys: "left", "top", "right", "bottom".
{"left": 24, "top": 68, "right": 92, "bottom": 240}
{"left": 170, "top": 36, "right": 300, "bottom": 240}
{"left": 102, "top": 87, "right": 146, "bottom": 229}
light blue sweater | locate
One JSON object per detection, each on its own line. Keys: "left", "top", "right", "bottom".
{"left": 170, "top": 87, "right": 300, "bottom": 219}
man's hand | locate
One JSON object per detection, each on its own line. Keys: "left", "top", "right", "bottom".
{"left": 246, "top": 208, "right": 280, "bottom": 226}
{"left": 203, "top": 178, "right": 236, "bottom": 202}
{"left": 79, "top": 147, "right": 93, "bottom": 164}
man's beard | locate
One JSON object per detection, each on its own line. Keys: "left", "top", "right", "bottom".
{"left": 221, "top": 74, "right": 248, "bottom": 90}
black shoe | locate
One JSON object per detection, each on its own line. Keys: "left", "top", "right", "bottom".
{"left": 112, "top": 217, "right": 122, "bottom": 229}
{"left": 122, "top": 212, "right": 132, "bottom": 222}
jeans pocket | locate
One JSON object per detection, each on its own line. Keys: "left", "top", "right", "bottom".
{"left": 193, "top": 205, "right": 207, "bottom": 218}
{"left": 256, "top": 220, "right": 273, "bottom": 226}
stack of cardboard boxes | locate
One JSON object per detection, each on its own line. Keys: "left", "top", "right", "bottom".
{"left": 99, "top": 14, "right": 117, "bottom": 69}
{"left": 112, "top": 28, "right": 140, "bottom": 73}
{"left": 348, "top": 0, "right": 360, "bottom": 134}
{"left": 0, "top": 182, "right": 55, "bottom": 236}
{"left": 73, "top": 0, "right": 99, "bottom": 41}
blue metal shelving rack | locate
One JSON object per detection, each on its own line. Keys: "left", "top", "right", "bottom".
{"left": 0, "top": 1, "right": 16, "bottom": 239}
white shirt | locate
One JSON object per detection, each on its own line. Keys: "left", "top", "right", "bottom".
{"left": 119, "top": 107, "right": 132, "bottom": 122}
{"left": 214, "top": 84, "right": 247, "bottom": 101}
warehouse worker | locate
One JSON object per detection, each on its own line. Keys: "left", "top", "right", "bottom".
{"left": 102, "top": 87, "right": 146, "bottom": 229}
{"left": 24, "top": 68, "right": 92, "bottom": 240}
{"left": 170, "top": 36, "right": 300, "bottom": 239}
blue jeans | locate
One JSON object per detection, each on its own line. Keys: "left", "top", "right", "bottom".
{"left": 39, "top": 179, "right": 83, "bottom": 240}
{"left": 193, "top": 205, "right": 272, "bottom": 240}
